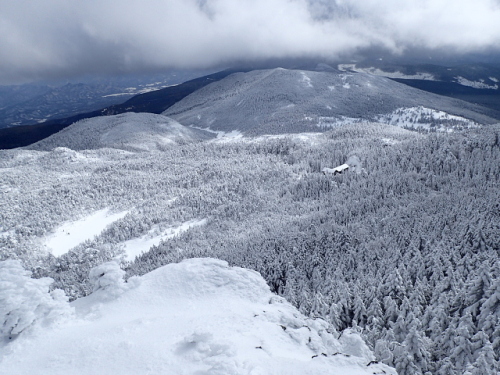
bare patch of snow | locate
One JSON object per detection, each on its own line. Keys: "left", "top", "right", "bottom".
{"left": 337, "top": 64, "right": 357, "bottom": 72}
{"left": 290, "top": 133, "right": 323, "bottom": 145}
{"left": 102, "top": 84, "right": 179, "bottom": 98}
{"left": 101, "top": 93, "right": 133, "bottom": 98}
{"left": 42, "top": 209, "right": 129, "bottom": 257}
{"left": 121, "top": 219, "right": 207, "bottom": 261}
{"left": 190, "top": 126, "right": 243, "bottom": 141}
{"left": 340, "top": 75, "right": 351, "bottom": 89}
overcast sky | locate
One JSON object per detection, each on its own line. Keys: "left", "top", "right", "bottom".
{"left": 1, "top": 0, "right": 500, "bottom": 84}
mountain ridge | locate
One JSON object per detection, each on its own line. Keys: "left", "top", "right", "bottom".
{"left": 164, "top": 68, "right": 500, "bottom": 135}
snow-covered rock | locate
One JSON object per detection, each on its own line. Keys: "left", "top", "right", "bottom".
{"left": 0, "top": 259, "right": 396, "bottom": 375}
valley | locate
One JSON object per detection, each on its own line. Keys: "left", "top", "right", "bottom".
{"left": 1, "top": 66, "right": 499, "bottom": 375}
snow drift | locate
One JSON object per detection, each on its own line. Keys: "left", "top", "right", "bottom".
{"left": 0, "top": 258, "right": 396, "bottom": 375}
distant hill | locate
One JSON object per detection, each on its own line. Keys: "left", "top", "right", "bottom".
{"left": 28, "top": 112, "right": 214, "bottom": 151}
{"left": 2, "top": 64, "right": 500, "bottom": 150}
{"left": 0, "top": 69, "right": 244, "bottom": 149}
{"left": 164, "top": 68, "right": 500, "bottom": 135}
{"left": 391, "top": 79, "right": 500, "bottom": 112}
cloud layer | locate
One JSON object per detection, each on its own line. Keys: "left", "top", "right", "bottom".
{"left": 1, "top": 0, "right": 500, "bottom": 83}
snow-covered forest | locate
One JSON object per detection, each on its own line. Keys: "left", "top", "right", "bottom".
{"left": 1, "top": 120, "right": 499, "bottom": 374}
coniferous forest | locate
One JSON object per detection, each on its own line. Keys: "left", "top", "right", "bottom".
{"left": 1, "top": 122, "right": 499, "bottom": 374}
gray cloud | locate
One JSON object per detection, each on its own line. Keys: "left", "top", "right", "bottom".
{"left": 1, "top": 0, "right": 500, "bottom": 84}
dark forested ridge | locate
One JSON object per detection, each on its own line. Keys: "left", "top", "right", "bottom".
{"left": 1, "top": 122, "right": 499, "bottom": 374}
{"left": 392, "top": 79, "right": 500, "bottom": 114}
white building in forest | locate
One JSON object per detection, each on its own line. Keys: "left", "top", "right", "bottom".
{"left": 322, "top": 164, "right": 349, "bottom": 175}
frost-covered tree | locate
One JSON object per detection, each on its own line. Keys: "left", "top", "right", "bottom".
{"left": 402, "top": 315, "right": 430, "bottom": 374}
{"left": 0, "top": 260, "right": 72, "bottom": 342}
{"left": 89, "top": 261, "right": 128, "bottom": 298}
{"left": 450, "top": 312, "right": 475, "bottom": 370}
{"left": 471, "top": 343, "right": 498, "bottom": 375}
{"left": 478, "top": 276, "right": 500, "bottom": 335}
{"left": 2, "top": 122, "right": 500, "bottom": 374}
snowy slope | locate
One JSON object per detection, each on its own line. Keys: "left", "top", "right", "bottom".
{"left": 0, "top": 259, "right": 396, "bottom": 375}
{"left": 375, "top": 106, "right": 479, "bottom": 131}
{"left": 29, "top": 112, "right": 215, "bottom": 151}
{"left": 121, "top": 219, "right": 207, "bottom": 261}
{"left": 163, "top": 68, "right": 497, "bottom": 135}
{"left": 42, "top": 209, "right": 129, "bottom": 257}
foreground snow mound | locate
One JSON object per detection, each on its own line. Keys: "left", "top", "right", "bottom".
{"left": 0, "top": 259, "right": 395, "bottom": 375}
{"left": 29, "top": 112, "right": 215, "bottom": 151}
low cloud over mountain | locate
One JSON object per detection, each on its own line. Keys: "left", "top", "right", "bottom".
{"left": 1, "top": 0, "right": 500, "bottom": 84}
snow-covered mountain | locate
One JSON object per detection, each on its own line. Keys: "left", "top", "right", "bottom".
{"left": 28, "top": 112, "right": 214, "bottom": 151}
{"left": 1, "top": 63, "right": 500, "bottom": 375}
{"left": 0, "top": 258, "right": 395, "bottom": 375}
{"left": 163, "top": 68, "right": 498, "bottom": 135}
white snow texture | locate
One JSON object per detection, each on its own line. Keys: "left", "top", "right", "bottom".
{"left": 0, "top": 258, "right": 395, "bottom": 375}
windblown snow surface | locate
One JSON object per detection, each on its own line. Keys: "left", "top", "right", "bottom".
{"left": 0, "top": 259, "right": 395, "bottom": 375}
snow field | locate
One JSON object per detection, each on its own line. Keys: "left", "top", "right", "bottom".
{"left": 121, "top": 219, "right": 207, "bottom": 261}
{"left": 0, "top": 259, "right": 396, "bottom": 375}
{"left": 42, "top": 209, "right": 129, "bottom": 256}
{"left": 189, "top": 125, "right": 244, "bottom": 141}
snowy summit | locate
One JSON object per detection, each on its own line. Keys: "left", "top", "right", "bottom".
{"left": 0, "top": 258, "right": 395, "bottom": 375}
